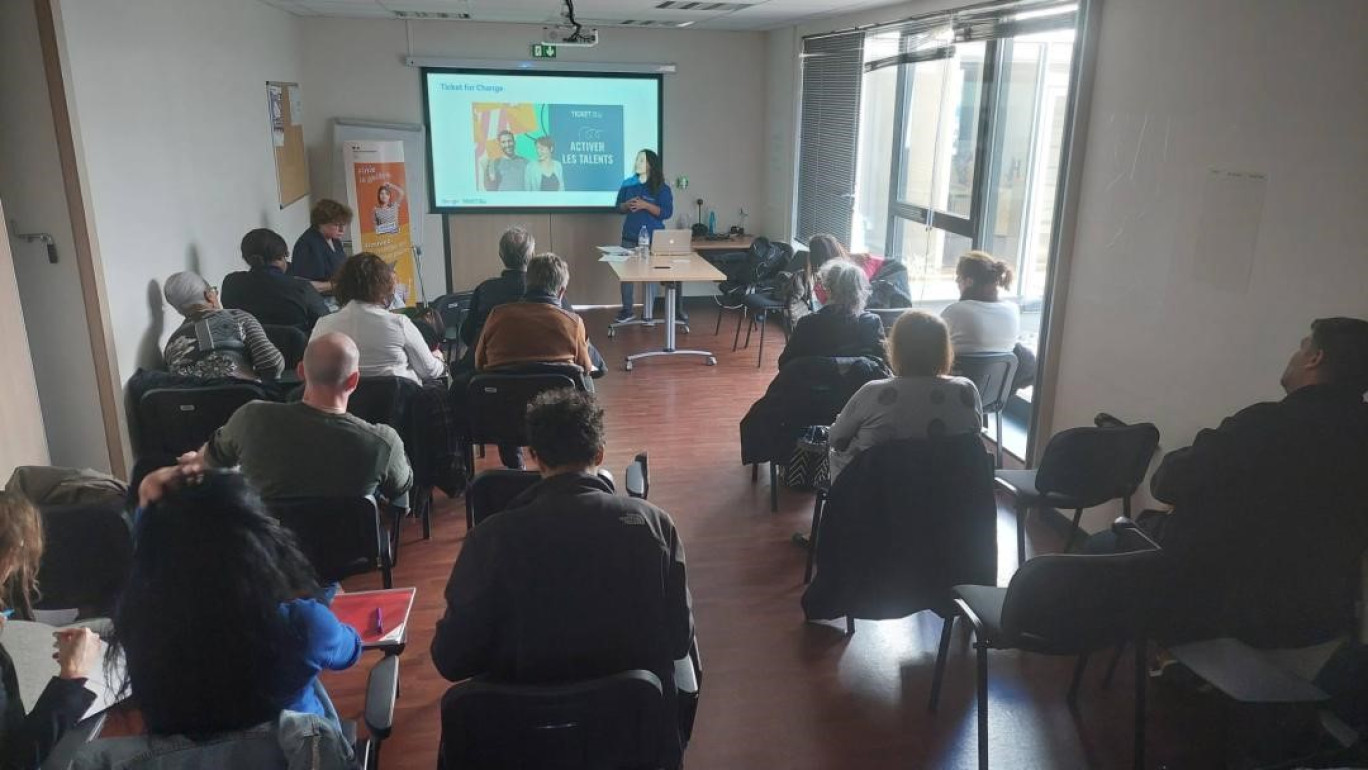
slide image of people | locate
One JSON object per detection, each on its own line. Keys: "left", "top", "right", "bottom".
{"left": 483, "top": 130, "right": 528, "bottom": 191}
{"left": 471, "top": 102, "right": 624, "bottom": 193}
{"left": 373, "top": 182, "right": 405, "bottom": 234}
{"left": 473, "top": 103, "right": 539, "bottom": 191}
{"left": 526, "top": 135, "right": 564, "bottom": 191}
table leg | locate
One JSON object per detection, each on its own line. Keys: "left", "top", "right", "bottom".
{"left": 624, "top": 282, "right": 716, "bottom": 370}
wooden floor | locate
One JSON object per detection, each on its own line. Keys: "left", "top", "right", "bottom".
{"left": 322, "top": 303, "right": 1234, "bottom": 769}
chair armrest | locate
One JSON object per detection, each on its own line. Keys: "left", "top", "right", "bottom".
{"left": 364, "top": 653, "right": 400, "bottom": 742}
{"left": 952, "top": 596, "right": 987, "bottom": 639}
{"left": 40, "top": 712, "right": 106, "bottom": 770}
{"left": 674, "top": 654, "right": 699, "bottom": 695}
{"left": 625, "top": 452, "right": 649, "bottom": 499}
{"left": 1111, "top": 516, "right": 1161, "bottom": 552}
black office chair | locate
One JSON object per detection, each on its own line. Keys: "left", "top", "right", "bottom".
{"left": 996, "top": 420, "right": 1160, "bottom": 566}
{"left": 265, "top": 496, "right": 394, "bottom": 589}
{"left": 348, "top": 376, "right": 433, "bottom": 543}
{"left": 431, "top": 291, "right": 475, "bottom": 364}
{"left": 466, "top": 455, "right": 648, "bottom": 529}
{"left": 953, "top": 353, "right": 1020, "bottom": 469}
{"left": 464, "top": 369, "right": 581, "bottom": 477}
{"left": 261, "top": 324, "right": 308, "bottom": 372}
{"left": 711, "top": 237, "right": 780, "bottom": 338}
{"left": 134, "top": 383, "right": 269, "bottom": 461}
{"left": 929, "top": 520, "right": 1162, "bottom": 770}
{"left": 35, "top": 501, "right": 133, "bottom": 619}
{"left": 439, "top": 670, "right": 668, "bottom": 770}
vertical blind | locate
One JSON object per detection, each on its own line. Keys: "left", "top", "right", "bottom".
{"left": 795, "top": 31, "right": 864, "bottom": 245}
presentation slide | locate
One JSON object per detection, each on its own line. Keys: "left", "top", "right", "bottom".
{"left": 423, "top": 69, "right": 662, "bottom": 211}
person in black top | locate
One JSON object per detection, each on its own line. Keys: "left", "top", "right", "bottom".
{"left": 777, "top": 259, "right": 886, "bottom": 368}
{"left": 0, "top": 492, "right": 101, "bottom": 770}
{"left": 1134, "top": 318, "right": 1368, "bottom": 648}
{"left": 432, "top": 389, "right": 694, "bottom": 767}
{"left": 222, "top": 228, "right": 331, "bottom": 333}
{"left": 289, "top": 199, "right": 352, "bottom": 295}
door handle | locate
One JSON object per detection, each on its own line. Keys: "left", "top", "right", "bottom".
{"left": 7, "top": 220, "right": 57, "bottom": 263}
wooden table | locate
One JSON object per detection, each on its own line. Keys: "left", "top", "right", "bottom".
{"left": 692, "top": 234, "right": 754, "bottom": 253}
{"left": 607, "top": 253, "right": 727, "bottom": 370}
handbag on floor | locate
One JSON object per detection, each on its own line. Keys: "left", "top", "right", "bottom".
{"left": 784, "top": 425, "right": 829, "bottom": 491}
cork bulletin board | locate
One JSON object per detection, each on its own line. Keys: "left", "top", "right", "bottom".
{"left": 267, "top": 81, "right": 309, "bottom": 208}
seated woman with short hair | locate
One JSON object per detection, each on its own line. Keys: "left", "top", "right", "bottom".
{"left": 827, "top": 311, "right": 982, "bottom": 481}
{"left": 162, "top": 271, "right": 284, "bottom": 381}
{"left": 311, "top": 252, "right": 445, "bottom": 384}
{"left": 75, "top": 468, "right": 360, "bottom": 768}
{"left": 777, "top": 259, "right": 886, "bottom": 368}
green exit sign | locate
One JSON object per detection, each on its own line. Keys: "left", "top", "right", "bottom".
{"left": 531, "top": 43, "right": 557, "bottom": 59}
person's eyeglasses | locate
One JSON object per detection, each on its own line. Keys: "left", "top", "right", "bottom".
{"left": 208, "top": 286, "right": 219, "bottom": 294}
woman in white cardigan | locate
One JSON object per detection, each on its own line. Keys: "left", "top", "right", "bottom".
{"left": 940, "top": 250, "right": 1020, "bottom": 354}
{"left": 311, "top": 253, "right": 445, "bottom": 384}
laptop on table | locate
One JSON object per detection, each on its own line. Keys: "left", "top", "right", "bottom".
{"left": 650, "top": 229, "right": 692, "bottom": 267}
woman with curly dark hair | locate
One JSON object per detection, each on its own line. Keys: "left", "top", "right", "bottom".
{"left": 75, "top": 468, "right": 359, "bottom": 766}
{"left": 311, "top": 252, "right": 445, "bottom": 383}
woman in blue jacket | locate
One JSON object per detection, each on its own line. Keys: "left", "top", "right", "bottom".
{"left": 615, "top": 150, "right": 676, "bottom": 322}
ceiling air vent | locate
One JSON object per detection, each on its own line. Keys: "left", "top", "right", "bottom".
{"left": 655, "top": 1, "right": 752, "bottom": 10}
{"left": 391, "top": 10, "right": 471, "bottom": 19}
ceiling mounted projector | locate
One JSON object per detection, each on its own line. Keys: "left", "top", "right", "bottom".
{"left": 542, "top": 25, "right": 599, "bottom": 47}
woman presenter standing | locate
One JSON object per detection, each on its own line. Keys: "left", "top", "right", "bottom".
{"left": 615, "top": 149, "right": 676, "bottom": 322}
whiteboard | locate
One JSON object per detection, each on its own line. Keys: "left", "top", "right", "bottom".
{"left": 331, "top": 119, "right": 428, "bottom": 251}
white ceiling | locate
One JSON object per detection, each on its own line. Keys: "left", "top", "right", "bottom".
{"left": 257, "top": 0, "right": 902, "bottom": 31}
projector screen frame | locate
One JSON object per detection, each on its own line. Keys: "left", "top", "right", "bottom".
{"left": 421, "top": 66, "right": 664, "bottom": 215}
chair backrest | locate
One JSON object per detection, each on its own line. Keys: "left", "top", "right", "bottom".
{"left": 261, "top": 325, "right": 308, "bottom": 371}
{"left": 467, "top": 469, "right": 541, "bottom": 528}
{"left": 36, "top": 501, "right": 133, "bottom": 617}
{"left": 1000, "top": 546, "right": 1164, "bottom": 653}
{"left": 136, "top": 384, "right": 267, "bottom": 459}
{"left": 439, "top": 669, "right": 666, "bottom": 770}
{"left": 432, "top": 291, "right": 475, "bottom": 335}
{"left": 348, "top": 376, "right": 422, "bottom": 432}
{"left": 265, "top": 497, "right": 383, "bottom": 583}
{"left": 953, "top": 352, "right": 1020, "bottom": 414}
{"left": 869, "top": 308, "right": 904, "bottom": 331}
{"left": 468, "top": 468, "right": 624, "bottom": 527}
{"left": 1034, "top": 423, "right": 1161, "bottom": 506}
{"left": 466, "top": 371, "right": 578, "bottom": 446}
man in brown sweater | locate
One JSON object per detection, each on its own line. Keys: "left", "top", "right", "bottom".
{"left": 475, "top": 253, "right": 596, "bottom": 378}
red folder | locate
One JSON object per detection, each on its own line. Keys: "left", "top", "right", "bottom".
{"left": 331, "top": 587, "right": 416, "bottom": 648}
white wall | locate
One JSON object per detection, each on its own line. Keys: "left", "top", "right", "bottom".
{"left": 0, "top": 0, "right": 109, "bottom": 471}
{"left": 298, "top": 17, "right": 769, "bottom": 292}
{"left": 1047, "top": 0, "right": 1368, "bottom": 528}
{"left": 56, "top": 0, "right": 311, "bottom": 387}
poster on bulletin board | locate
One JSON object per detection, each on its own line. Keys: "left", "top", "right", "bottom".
{"left": 343, "top": 140, "right": 418, "bottom": 307}
{"left": 267, "top": 82, "right": 309, "bottom": 208}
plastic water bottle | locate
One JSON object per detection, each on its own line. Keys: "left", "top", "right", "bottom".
{"left": 638, "top": 226, "right": 649, "bottom": 259}
{"left": 707, "top": 210, "right": 716, "bottom": 235}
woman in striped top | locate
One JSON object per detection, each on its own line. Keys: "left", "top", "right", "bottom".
{"left": 162, "top": 271, "right": 284, "bottom": 381}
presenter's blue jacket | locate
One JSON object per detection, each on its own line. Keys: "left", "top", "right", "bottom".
{"left": 616, "top": 178, "right": 674, "bottom": 243}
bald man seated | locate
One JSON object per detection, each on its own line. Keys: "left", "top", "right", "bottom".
{"left": 191, "top": 332, "right": 414, "bottom": 502}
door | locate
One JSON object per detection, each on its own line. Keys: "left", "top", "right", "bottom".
{"left": 0, "top": 199, "right": 52, "bottom": 471}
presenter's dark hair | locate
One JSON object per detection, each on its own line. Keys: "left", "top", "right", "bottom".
{"left": 110, "top": 470, "right": 320, "bottom": 736}
{"left": 239, "top": 228, "right": 288, "bottom": 269}
{"left": 888, "top": 310, "right": 953, "bottom": 377}
{"left": 639, "top": 149, "right": 664, "bottom": 195}
{"left": 1311, "top": 317, "right": 1368, "bottom": 394}
{"left": 535, "top": 135, "right": 556, "bottom": 152}
{"left": 526, "top": 390, "right": 605, "bottom": 470}
{"left": 956, "top": 251, "right": 1013, "bottom": 301}
{"left": 333, "top": 252, "right": 396, "bottom": 306}
{"left": 310, "top": 198, "right": 353, "bottom": 229}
